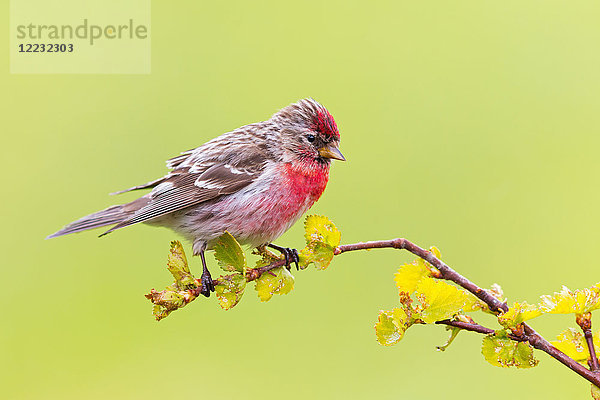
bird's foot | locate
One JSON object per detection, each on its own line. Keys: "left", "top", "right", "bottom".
{"left": 199, "top": 270, "right": 215, "bottom": 298}
{"left": 268, "top": 244, "right": 300, "bottom": 270}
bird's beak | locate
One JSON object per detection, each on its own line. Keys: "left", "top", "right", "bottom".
{"left": 319, "top": 144, "right": 346, "bottom": 161}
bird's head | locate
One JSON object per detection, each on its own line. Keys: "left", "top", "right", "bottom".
{"left": 273, "top": 98, "right": 345, "bottom": 165}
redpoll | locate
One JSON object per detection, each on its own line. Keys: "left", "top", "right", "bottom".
{"left": 48, "top": 98, "right": 345, "bottom": 296}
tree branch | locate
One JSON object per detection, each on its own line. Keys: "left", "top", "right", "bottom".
{"left": 151, "top": 235, "right": 600, "bottom": 386}
{"left": 334, "top": 238, "right": 600, "bottom": 387}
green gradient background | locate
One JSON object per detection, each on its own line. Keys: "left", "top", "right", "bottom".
{"left": 2, "top": 1, "right": 600, "bottom": 399}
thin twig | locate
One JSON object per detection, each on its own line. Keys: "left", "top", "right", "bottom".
{"left": 246, "top": 259, "right": 288, "bottom": 282}
{"left": 334, "top": 238, "right": 600, "bottom": 387}
{"left": 436, "top": 319, "right": 494, "bottom": 335}
{"left": 577, "top": 313, "right": 600, "bottom": 372}
{"left": 436, "top": 319, "right": 524, "bottom": 341}
{"left": 586, "top": 332, "right": 600, "bottom": 372}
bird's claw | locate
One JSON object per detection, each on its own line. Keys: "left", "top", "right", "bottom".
{"left": 289, "top": 248, "right": 300, "bottom": 271}
{"left": 199, "top": 271, "right": 215, "bottom": 297}
{"left": 281, "top": 247, "right": 300, "bottom": 270}
{"left": 267, "top": 244, "right": 300, "bottom": 270}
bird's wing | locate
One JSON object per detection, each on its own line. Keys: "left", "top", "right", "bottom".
{"left": 100, "top": 144, "right": 268, "bottom": 235}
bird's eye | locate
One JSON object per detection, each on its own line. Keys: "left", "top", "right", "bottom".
{"left": 306, "top": 134, "right": 316, "bottom": 143}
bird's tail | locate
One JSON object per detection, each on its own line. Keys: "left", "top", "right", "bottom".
{"left": 46, "top": 197, "right": 149, "bottom": 239}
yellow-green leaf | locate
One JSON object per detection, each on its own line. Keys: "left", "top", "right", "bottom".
{"left": 254, "top": 267, "right": 295, "bottom": 302}
{"left": 298, "top": 215, "right": 340, "bottom": 270}
{"left": 215, "top": 274, "right": 246, "bottom": 310}
{"left": 481, "top": 331, "right": 539, "bottom": 368}
{"left": 213, "top": 232, "right": 246, "bottom": 273}
{"left": 550, "top": 327, "right": 600, "bottom": 364}
{"left": 415, "top": 278, "right": 471, "bottom": 323}
{"left": 146, "top": 288, "right": 190, "bottom": 321}
{"left": 498, "top": 302, "right": 543, "bottom": 327}
{"left": 540, "top": 284, "right": 600, "bottom": 314}
{"left": 392, "top": 248, "right": 442, "bottom": 295}
{"left": 166, "top": 241, "right": 197, "bottom": 290}
{"left": 375, "top": 307, "right": 412, "bottom": 346}
{"left": 303, "top": 215, "right": 341, "bottom": 248}
{"left": 298, "top": 242, "right": 335, "bottom": 270}
{"left": 152, "top": 304, "right": 169, "bottom": 321}
{"left": 146, "top": 241, "right": 201, "bottom": 320}
{"left": 394, "top": 262, "right": 431, "bottom": 294}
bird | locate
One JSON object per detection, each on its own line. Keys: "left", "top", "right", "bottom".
{"left": 47, "top": 98, "right": 345, "bottom": 297}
